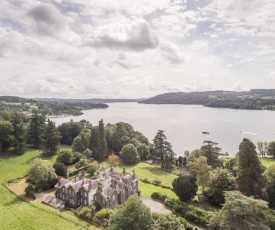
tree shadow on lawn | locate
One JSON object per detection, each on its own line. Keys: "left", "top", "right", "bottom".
{"left": 3, "top": 196, "right": 25, "bottom": 207}
{"left": 144, "top": 167, "right": 172, "bottom": 176}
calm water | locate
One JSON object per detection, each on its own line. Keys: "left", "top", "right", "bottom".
{"left": 51, "top": 103, "right": 275, "bottom": 156}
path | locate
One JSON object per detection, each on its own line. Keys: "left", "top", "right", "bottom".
{"left": 141, "top": 196, "right": 171, "bottom": 213}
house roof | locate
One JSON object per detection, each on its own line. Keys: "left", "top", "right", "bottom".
{"left": 42, "top": 194, "right": 65, "bottom": 208}
{"left": 54, "top": 166, "right": 138, "bottom": 196}
{"left": 54, "top": 177, "right": 70, "bottom": 189}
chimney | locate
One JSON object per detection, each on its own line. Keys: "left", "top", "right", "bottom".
{"left": 98, "top": 182, "right": 102, "bottom": 190}
{"left": 123, "top": 168, "right": 126, "bottom": 174}
{"left": 88, "top": 181, "right": 92, "bottom": 191}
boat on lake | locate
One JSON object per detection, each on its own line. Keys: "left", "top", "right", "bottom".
{"left": 202, "top": 131, "right": 209, "bottom": 134}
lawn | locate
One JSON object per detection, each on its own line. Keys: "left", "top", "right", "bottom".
{"left": 222, "top": 157, "right": 275, "bottom": 168}
{"left": 0, "top": 146, "right": 94, "bottom": 230}
{"left": 260, "top": 158, "right": 275, "bottom": 168}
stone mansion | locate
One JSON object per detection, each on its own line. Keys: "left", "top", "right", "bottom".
{"left": 53, "top": 166, "right": 139, "bottom": 209}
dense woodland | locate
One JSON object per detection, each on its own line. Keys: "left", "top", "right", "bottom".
{"left": 140, "top": 89, "right": 275, "bottom": 111}
{"left": 1, "top": 109, "right": 275, "bottom": 229}
{"left": 0, "top": 96, "right": 108, "bottom": 115}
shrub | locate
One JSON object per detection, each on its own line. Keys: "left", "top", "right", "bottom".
{"left": 95, "top": 208, "right": 113, "bottom": 220}
{"left": 56, "top": 150, "right": 72, "bottom": 165}
{"left": 141, "top": 178, "right": 150, "bottom": 183}
{"left": 87, "top": 162, "right": 98, "bottom": 176}
{"left": 25, "top": 183, "right": 36, "bottom": 199}
{"left": 75, "top": 158, "right": 89, "bottom": 169}
{"left": 164, "top": 196, "right": 176, "bottom": 209}
{"left": 151, "top": 192, "right": 168, "bottom": 202}
{"left": 72, "top": 152, "right": 83, "bottom": 163}
{"left": 178, "top": 217, "right": 188, "bottom": 229}
{"left": 152, "top": 179, "right": 162, "bottom": 186}
{"left": 74, "top": 206, "right": 93, "bottom": 221}
{"left": 53, "top": 162, "right": 67, "bottom": 178}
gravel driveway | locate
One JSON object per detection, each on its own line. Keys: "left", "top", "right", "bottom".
{"left": 141, "top": 196, "right": 171, "bottom": 213}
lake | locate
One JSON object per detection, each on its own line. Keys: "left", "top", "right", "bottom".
{"left": 51, "top": 102, "right": 275, "bottom": 156}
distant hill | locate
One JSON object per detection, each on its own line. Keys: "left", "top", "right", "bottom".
{"left": 140, "top": 89, "right": 275, "bottom": 111}
{"left": 34, "top": 98, "right": 144, "bottom": 103}
{"left": 0, "top": 96, "right": 108, "bottom": 115}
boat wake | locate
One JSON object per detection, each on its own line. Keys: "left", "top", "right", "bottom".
{"left": 240, "top": 131, "right": 275, "bottom": 136}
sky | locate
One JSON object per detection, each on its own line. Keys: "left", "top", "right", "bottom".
{"left": 0, "top": 0, "right": 275, "bottom": 99}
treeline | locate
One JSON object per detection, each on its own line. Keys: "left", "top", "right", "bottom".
{"left": 140, "top": 89, "right": 275, "bottom": 111}
{"left": 0, "top": 96, "right": 108, "bottom": 115}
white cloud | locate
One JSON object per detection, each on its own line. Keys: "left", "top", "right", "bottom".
{"left": 83, "top": 20, "right": 158, "bottom": 51}
{"left": 0, "top": 0, "right": 274, "bottom": 98}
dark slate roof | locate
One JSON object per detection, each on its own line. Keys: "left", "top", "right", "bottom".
{"left": 54, "top": 177, "right": 70, "bottom": 189}
{"left": 42, "top": 194, "right": 65, "bottom": 208}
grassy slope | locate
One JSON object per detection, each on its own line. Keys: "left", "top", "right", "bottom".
{"left": 260, "top": 158, "right": 275, "bottom": 168}
{"left": 222, "top": 157, "right": 275, "bottom": 168}
{"left": 0, "top": 147, "right": 87, "bottom": 230}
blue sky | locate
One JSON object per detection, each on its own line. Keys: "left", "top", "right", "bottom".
{"left": 0, "top": 0, "right": 274, "bottom": 98}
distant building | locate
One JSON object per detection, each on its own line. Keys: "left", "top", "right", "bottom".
{"left": 53, "top": 166, "right": 139, "bottom": 209}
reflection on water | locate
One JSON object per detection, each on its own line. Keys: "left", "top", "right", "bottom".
{"left": 52, "top": 103, "right": 275, "bottom": 156}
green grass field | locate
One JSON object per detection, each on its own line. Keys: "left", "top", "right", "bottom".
{"left": 0, "top": 147, "right": 90, "bottom": 230}
{"left": 222, "top": 157, "right": 275, "bottom": 168}
{"left": 260, "top": 158, "right": 275, "bottom": 168}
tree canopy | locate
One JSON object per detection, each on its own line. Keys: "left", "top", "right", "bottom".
{"left": 27, "top": 158, "right": 57, "bottom": 191}
{"left": 120, "top": 144, "right": 140, "bottom": 165}
{"left": 206, "top": 168, "right": 237, "bottom": 206}
{"left": 41, "top": 120, "right": 61, "bottom": 156}
{"left": 200, "top": 140, "right": 222, "bottom": 168}
{"left": 236, "top": 138, "right": 264, "bottom": 198}
{"left": 172, "top": 174, "right": 198, "bottom": 202}
{"left": 107, "top": 195, "right": 153, "bottom": 230}
{"left": 152, "top": 130, "right": 175, "bottom": 168}
{"left": 209, "top": 191, "right": 269, "bottom": 230}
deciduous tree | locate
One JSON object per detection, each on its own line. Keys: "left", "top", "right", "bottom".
{"left": 206, "top": 168, "right": 237, "bottom": 206}
{"left": 209, "top": 191, "right": 269, "bottom": 230}
{"left": 0, "top": 120, "right": 13, "bottom": 154}
{"left": 108, "top": 153, "right": 120, "bottom": 166}
{"left": 120, "top": 144, "right": 139, "bottom": 165}
{"left": 267, "top": 141, "right": 275, "bottom": 158}
{"left": 187, "top": 156, "right": 211, "bottom": 193}
{"left": 27, "top": 158, "right": 57, "bottom": 190}
{"left": 107, "top": 195, "right": 153, "bottom": 230}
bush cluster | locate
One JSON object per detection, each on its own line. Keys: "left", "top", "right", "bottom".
{"left": 140, "top": 178, "right": 172, "bottom": 189}
{"left": 74, "top": 206, "right": 94, "bottom": 222}
{"left": 151, "top": 192, "right": 212, "bottom": 226}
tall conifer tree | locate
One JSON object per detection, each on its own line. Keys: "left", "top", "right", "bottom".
{"left": 41, "top": 120, "right": 61, "bottom": 156}
{"left": 95, "top": 119, "right": 107, "bottom": 162}
{"left": 11, "top": 113, "right": 26, "bottom": 155}
{"left": 152, "top": 130, "right": 175, "bottom": 168}
{"left": 27, "top": 110, "right": 45, "bottom": 148}
{"left": 236, "top": 138, "right": 264, "bottom": 198}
